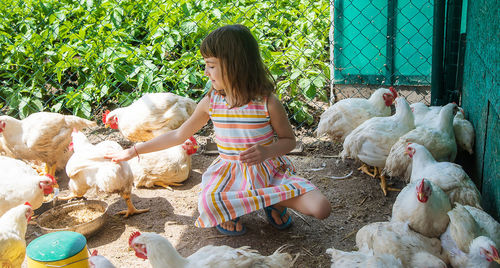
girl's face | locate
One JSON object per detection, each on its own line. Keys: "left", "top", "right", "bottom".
{"left": 204, "top": 57, "right": 227, "bottom": 91}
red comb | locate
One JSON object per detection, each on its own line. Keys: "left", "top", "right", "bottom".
{"left": 24, "top": 202, "right": 32, "bottom": 207}
{"left": 102, "top": 110, "right": 110, "bottom": 124}
{"left": 417, "top": 178, "right": 426, "bottom": 191}
{"left": 129, "top": 231, "right": 141, "bottom": 246}
{"left": 389, "top": 86, "right": 398, "bottom": 98}
{"left": 45, "top": 174, "right": 56, "bottom": 184}
{"left": 91, "top": 250, "right": 98, "bottom": 256}
{"left": 189, "top": 136, "right": 197, "bottom": 146}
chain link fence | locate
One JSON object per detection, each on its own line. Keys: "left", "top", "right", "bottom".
{"left": 0, "top": 0, "right": 432, "bottom": 141}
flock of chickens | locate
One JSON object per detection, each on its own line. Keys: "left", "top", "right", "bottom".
{"left": 0, "top": 88, "right": 498, "bottom": 268}
{"left": 0, "top": 93, "right": 205, "bottom": 267}
{"left": 316, "top": 88, "right": 499, "bottom": 267}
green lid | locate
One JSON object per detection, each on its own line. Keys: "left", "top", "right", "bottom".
{"left": 27, "top": 231, "right": 87, "bottom": 262}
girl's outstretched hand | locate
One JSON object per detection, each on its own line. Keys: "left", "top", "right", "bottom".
{"left": 239, "top": 144, "right": 269, "bottom": 166}
{"left": 104, "top": 148, "right": 135, "bottom": 162}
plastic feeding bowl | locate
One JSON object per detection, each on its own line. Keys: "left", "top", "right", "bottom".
{"left": 37, "top": 200, "right": 108, "bottom": 238}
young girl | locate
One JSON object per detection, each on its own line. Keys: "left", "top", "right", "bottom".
{"left": 105, "top": 24, "right": 331, "bottom": 235}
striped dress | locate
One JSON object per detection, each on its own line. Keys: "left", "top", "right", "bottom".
{"left": 195, "top": 91, "right": 317, "bottom": 228}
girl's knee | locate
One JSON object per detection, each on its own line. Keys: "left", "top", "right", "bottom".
{"left": 312, "top": 197, "right": 331, "bottom": 219}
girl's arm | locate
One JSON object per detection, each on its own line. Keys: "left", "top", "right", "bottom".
{"left": 239, "top": 94, "right": 296, "bottom": 165}
{"left": 104, "top": 95, "right": 211, "bottom": 162}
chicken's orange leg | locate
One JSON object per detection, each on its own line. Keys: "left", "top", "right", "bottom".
{"left": 358, "top": 164, "right": 376, "bottom": 178}
{"left": 153, "top": 181, "right": 183, "bottom": 190}
{"left": 378, "top": 174, "right": 401, "bottom": 196}
{"left": 117, "top": 193, "right": 150, "bottom": 218}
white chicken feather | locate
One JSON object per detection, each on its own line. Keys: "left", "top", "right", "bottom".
{"left": 316, "top": 87, "right": 397, "bottom": 141}
{"left": 64, "top": 130, "right": 149, "bottom": 217}
{"left": 103, "top": 93, "right": 196, "bottom": 142}
{"left": 384, "top": 102, "right": 457, "bottom": 179}
{"left": 391, "top": 178, "right": 451, "bottom": 238}
{"left": 407, "top": 143, "right": 482, "bottom": 208}
{"left": 356, "top": 221, "right": 447, "bottom": 267}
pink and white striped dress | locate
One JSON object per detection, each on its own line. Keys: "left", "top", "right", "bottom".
{"left": 195, "top": 91, "right": 317, "bottom": 228}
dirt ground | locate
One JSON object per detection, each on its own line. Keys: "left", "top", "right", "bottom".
{"left": 23, "top": 126, "right": 405, "bottom": 268}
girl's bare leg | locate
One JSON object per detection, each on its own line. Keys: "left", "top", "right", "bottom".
{"left": 271, "top": 190, "right": 331, "bottom": 224}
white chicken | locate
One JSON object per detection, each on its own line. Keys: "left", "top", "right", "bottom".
{"left": 356, "top": 221, "right": 447, "bottom": 267}
{"left": 129, "top": 137, "right": 198, "bottom": 189}
{"left": 391, "top": 178, "right": 451, "bottom": 238}
{"left": 89, "top": 249, "right": 116, "bottom": 268}
{"left": 453, "top": 107, "right": 475, "bottom": 154}
{"left": 62, "top": 130, "right": 149, "bottom": 217}
{"left": 0, "top": 156, "right": 56, "bottom": 216}
{"left": 440, "top": 204, "right": 500, "bottom": 267}
{"left": 384, "top": 102, "right": 457, "bottom": 179}
{"left": 0, "top": 112, "right": 96, "bottom": 176}
{"left": 407, "top": 142, "right": 482, "bottom": 208}
{"left": 410, "top": 102, "right": 442, "bottom": 128}
{"left": 316, "top": 87, "right": 397, "bottom": 141}
{"left": 128, "top": 231, "right": 296, "bottom": 268}
{"left": 341, "top": 97, "right": 415, "bottom": 195}
{"left": 326, "top": 247, "right": 403, "bottom": 268}
{"left": 102, "top": 93, "right": 197, "bottom": 142}
{"left": 411, "top": 103, "right": 475, "bottom": 154}
{"left": 0, "top": 202, "right": 33, "bottom": 268}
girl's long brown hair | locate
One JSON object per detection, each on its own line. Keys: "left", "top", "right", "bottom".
{"left": 200, "top": 24, "right": 275, "bottom": 107}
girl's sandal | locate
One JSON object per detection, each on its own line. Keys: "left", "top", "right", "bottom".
{"left": 264, "top": 205, "right": 292, "bottom": 230}
{"left": 216, "top": 217, "right": 247, "bottom": 236}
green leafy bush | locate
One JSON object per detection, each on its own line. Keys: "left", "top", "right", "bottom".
{"left": 0, "top": 0, "right": 329, "bottom": 125}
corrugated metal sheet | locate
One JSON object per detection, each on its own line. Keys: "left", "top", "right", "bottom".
{"left": 461, "top": 0, "right": 499, "bottom": 220}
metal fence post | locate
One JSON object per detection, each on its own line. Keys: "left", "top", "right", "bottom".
{"left": 431, "top": 0, "right": 446, "bottom": 105}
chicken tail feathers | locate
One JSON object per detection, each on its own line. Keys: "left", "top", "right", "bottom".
{"left": 64, "top": 115, "right": 97, "bottom": 129}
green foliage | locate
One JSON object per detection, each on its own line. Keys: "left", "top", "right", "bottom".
{"left": 0, "top": 0, "right": 329, "bottom": 125}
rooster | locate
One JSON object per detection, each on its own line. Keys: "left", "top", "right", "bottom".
{"left": 0, "top": 156, "right": 56, "bottom": 216}
{"left": 0, "top": 112, "right": 96, "bottom": 177}
{"left": 0, "top": 202, "right": 33, "bottom": 268}
{"left": 316, "top": 87, "right": 397, "bottom": 141}
{"left": 102, "top": 93, "right": 197, "bottom": 142}
{"left": 406, "top": 143, "right": 482, "bottom": 208}
{"left": 384, "top": 103, "right": 457, "bottom": 179}
{"left": 62, "top": 130, "right": 149, "bottom": 217}
{"left": 128, "top": 231, "right": 296, "bottom": 268}
{"left": 391, "top": 178, "right": 451, "bottom": 238}
{"left": 341, "top": 97, "right": 415, "bottom": 195}
{"left": 129, "top": 137, "right": 198, "bottom": 189}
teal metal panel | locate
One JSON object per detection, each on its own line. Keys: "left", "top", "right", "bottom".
{"left": 483, "top": 105, "right": 499, "bottom": 220}
{"left": 394, "top": 0, "right": 433, "bottom": 84}
{"left": 461, "top": 0, "right": 499, "bottom": 220}
{"left": 333, "top": 0, "right": 433, "bottom": 85}
{"left": 333, "top": 0, "right": 389, "bottom": 84}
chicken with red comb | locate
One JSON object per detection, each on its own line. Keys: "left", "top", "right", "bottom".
{"left": 0, "top": 156, "right": 57, "bottom": 216}
{"left": 128, "top": 231, "right": 295, "bottom": 268}
{"left": 62, "top": 130, "right": 149, "bottom": 217}
{"left": 102, "top": 93, "right": 196, "bottom": 142}
{"left": 130, "top": 136, "right": 198, "bottom": 189}
{"left": 391, "top": 178, "right": 451, "bottom": 238}
{"left": 88, "top": 249, "right": 116, "bottom": 268}
{"left": 316, "top": 87, "right": 397, "bottom": 142}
